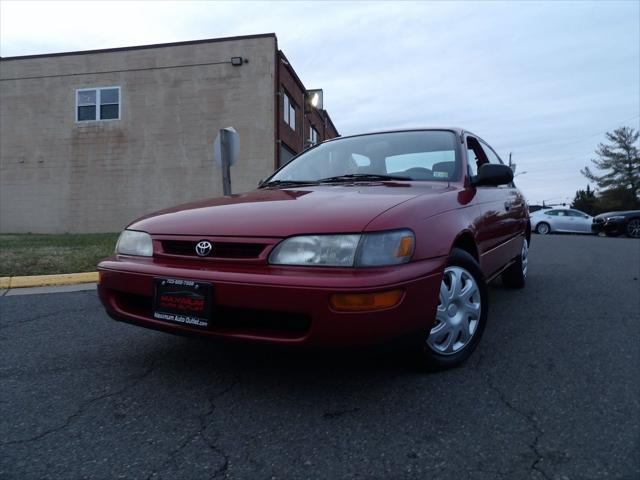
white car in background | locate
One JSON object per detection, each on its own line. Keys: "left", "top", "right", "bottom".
{"left": 530, "top": 208, "right": 594, "bottom": 235}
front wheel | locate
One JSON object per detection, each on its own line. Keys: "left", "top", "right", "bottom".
{"left": 501, "top": 238, "right": 528, "bottom": 289}
{"left": 414, "top": 248, "right": 488, "bottom": 371}
{"left": 626, "top": 218, "right": 640, "bottom": 238}
{"left": 536, "top": 222, "right": 550, "bottom": 235}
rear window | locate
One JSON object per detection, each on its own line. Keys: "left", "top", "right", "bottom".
{"left": 385, "top": 150, "right": 457, "bottom": 180}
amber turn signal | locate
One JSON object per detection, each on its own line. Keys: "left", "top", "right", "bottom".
{"left": 396, "top": 235, "right": 414, "bottom": 258}
{"left": 330, "top": 289, "right": 404, "bottom": 312}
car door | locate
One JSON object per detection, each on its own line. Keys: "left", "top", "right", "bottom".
{"left": 466, "top": 136, "right": 521, "bottom": 278}
{"left": 540, "top": 210, "right": 559, "bottom": 231}
{"left": 566, "top": 210, "right": 592, "bottom": 232}
{"left": 479, "top": 139, "right": 527, "bottom": 239}
{"left": 553, "top": 210, "right": 572, "bottom": 231}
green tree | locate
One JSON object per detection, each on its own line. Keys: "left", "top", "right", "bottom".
{"left": 581, "top": 126, "right": 640, "bottom": 202}
{"left": 570, "top": 184, "right": 599, "bottom": 215}
{"left": 597, "top": 187, "right": 640, "bottom": 212}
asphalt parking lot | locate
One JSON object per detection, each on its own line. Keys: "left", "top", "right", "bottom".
{"left": 1, "top": 235, "right": 638, "bottom": 480}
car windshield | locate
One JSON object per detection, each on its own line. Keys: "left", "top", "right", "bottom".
{"left": 265, "top": 130, "right": 459, "bottom": 185}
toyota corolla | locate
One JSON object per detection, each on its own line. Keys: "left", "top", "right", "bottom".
{"left": 98, "top": 128, "right": 530, "bottom": 370}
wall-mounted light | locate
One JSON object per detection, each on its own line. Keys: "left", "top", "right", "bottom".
{"left": 306, "top": 89, "right": 323, "bottom": 110}
{"left": 230, "top": 57, "right": 244, "bottom": 66}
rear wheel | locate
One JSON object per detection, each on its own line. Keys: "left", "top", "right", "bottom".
{"left": 502, "top": 238, "right": 528, "bottom": 288}
{"left": 536, "top": 222, "right": 550, "bottom": 235}
{"left": 626, "top": 218, "right": 640, "bottom": 238}
{"left": 414, "top": 248, "right": 488, "bottom": 371}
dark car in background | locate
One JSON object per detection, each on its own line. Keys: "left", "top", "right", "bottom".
{"left": 592, "top": 210, "right": 640, "bottom": 238}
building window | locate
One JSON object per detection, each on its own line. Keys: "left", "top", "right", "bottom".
{"left": 279, "top": 143, "right": 296, "bottom": 167}
{"left": 283, "top": 92, "right": 296, "bottom": 130}
{"left": 76, "top": 87, "right": 120, "bottom": 122}
{"left": 308, "top": 126, "right": 319, "bottom": 146}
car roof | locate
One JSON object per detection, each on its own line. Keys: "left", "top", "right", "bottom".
{"left": 537, "top": 208, "right": 588, "bottom": 213}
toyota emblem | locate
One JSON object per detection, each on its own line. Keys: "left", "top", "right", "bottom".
{"left": 195, "top": 240, "right": 213, "bottom": 257}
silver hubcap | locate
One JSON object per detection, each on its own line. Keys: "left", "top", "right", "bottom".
{"left": 538, "top": 223, "right": 549, "bottom": 234}
{"left": 522, "top": 240, "right": 529, "bottom": 278}
{"left": 427, "top": 266, "right": 481, "bottom": 356}
{"left": 627, "top": 219, "right": 640, "bottom": 238}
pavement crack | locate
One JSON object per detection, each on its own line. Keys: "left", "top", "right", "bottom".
{"left": 481, "top": 360, "right": 551, "bottom": 480}
{"left": 201, "top": 373, "right": 241, "bottom": 479}
{"left": 145, "top": 371, "right": 241, "bottom": 480}
{"left": 0, "top": 358, "right": 157, "bottom": 447}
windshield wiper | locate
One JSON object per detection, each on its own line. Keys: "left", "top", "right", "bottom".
{"left": 260, "top": 179, "right": 320, "bottom": 189}
{"left": 318, "top": 173, "right": 410, "bottom": 183}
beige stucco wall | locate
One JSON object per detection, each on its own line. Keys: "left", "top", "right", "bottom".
{"left": 0, "top": 36, "right": 276, "bottom": 233}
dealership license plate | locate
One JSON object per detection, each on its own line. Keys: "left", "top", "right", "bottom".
{"left": 153, "top": 278, "right": 212, "bottom": 328}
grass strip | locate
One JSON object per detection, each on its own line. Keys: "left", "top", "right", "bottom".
{"left": 0, "top": 233, "right": 119, "bottom": 277}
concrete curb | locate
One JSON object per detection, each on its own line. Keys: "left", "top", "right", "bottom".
{"left": 0, "top": 272, "right": 98, "bottom": 289}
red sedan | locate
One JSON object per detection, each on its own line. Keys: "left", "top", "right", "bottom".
{"left": 98, "top": 128, "right": 530, "bottom": 370}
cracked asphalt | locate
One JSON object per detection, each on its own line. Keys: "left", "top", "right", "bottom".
{"left": 1, "top": 235, "right": 639, "bottom": 480}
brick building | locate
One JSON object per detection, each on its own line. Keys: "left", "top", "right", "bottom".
{"left": 0, "top": 33, "right": 339, "bottom": 233}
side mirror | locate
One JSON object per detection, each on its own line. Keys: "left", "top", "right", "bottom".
{"left": 472, "top": 164, "right": 514, "bottom": 187}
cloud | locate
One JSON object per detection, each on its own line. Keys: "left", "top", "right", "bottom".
{"left": 1, "top": 0, "right": 638, "bottom": 203}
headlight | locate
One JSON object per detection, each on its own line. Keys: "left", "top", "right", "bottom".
{"left": 606, "top": 216, "right": 625, "bottom": 221}
{"left": 357, "top": 230, "right": 415, "bottom": 266}
{"left": 269, "top": 230, "right": 415, "bottom": 267}
{"left": 116, "top": 230, "right": 153, "bottom": 257}
{"left": 269, "top": 234, "right": 360, "bottom": 266}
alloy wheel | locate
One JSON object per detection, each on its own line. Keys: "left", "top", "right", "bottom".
{"left": 537, "top": 223, "right": 550, "bottom": 235}
{"left": 627, "top": 219, "right": 640, "bottom": 238}
{"left": 427, "top": 266, "right": 481, "bottom": 355}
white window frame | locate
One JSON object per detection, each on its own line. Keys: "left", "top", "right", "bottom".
{"left": 283, "top": 91, "right": 295, "bottom": 130}
{"left": 309, "top": 126, "right": 318, "bottom": 146}
{"left": 76, "top": 86, "right": 121, "bottom": 122}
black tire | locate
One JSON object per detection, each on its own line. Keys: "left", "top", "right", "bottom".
{"left": 536, "top": 222, "right": 550, "bottom": 235}
{"left": 626, "top": 218, "right": 640, "bottom": 238}
{"left": 502, "top": 238, "right": 528, "bottom": 289}
{"left": 413, "top": 248, "right": 488, "bottom": 371}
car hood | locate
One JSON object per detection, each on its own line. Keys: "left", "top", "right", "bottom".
{"left": 595, "top": 210, "right": 640, "bottom": 220}
{"left": 128, "top": 183, "right": 449, "bottom": 237}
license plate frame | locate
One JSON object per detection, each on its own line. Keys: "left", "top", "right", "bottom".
{"left": 153, "top": 278, "right": 212, "bottom": 329}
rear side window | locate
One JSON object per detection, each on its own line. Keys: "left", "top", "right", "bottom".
{"left": 567, "top": 210, "right": 586, "bottom": 217}
{"left": 385, "top": 150, "right": 456, "bottom": 179}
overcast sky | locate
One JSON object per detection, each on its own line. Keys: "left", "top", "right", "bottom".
{"left": 1, "top": 0, "right": 639, "bottom": 204}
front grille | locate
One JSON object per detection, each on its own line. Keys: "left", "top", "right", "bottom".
{"left": 161, "top": 240, "right": 265, "bottom": 259}
{"left": 112, "top": 291, "right": 310, "bottom": 338}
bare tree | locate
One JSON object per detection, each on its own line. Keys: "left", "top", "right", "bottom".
{"left": 581, "top": 126, "right": 640, "bottom": 200}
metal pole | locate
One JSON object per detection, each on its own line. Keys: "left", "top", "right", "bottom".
{"left": 220, "top": 129, "right": 232, "bottom": 196}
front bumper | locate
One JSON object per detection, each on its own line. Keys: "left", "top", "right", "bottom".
{"left": 97, "top": 256, "right": 445, "bottom": 347}
{"left": 592, "top": 219, "right": 624, "bottom": 235}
